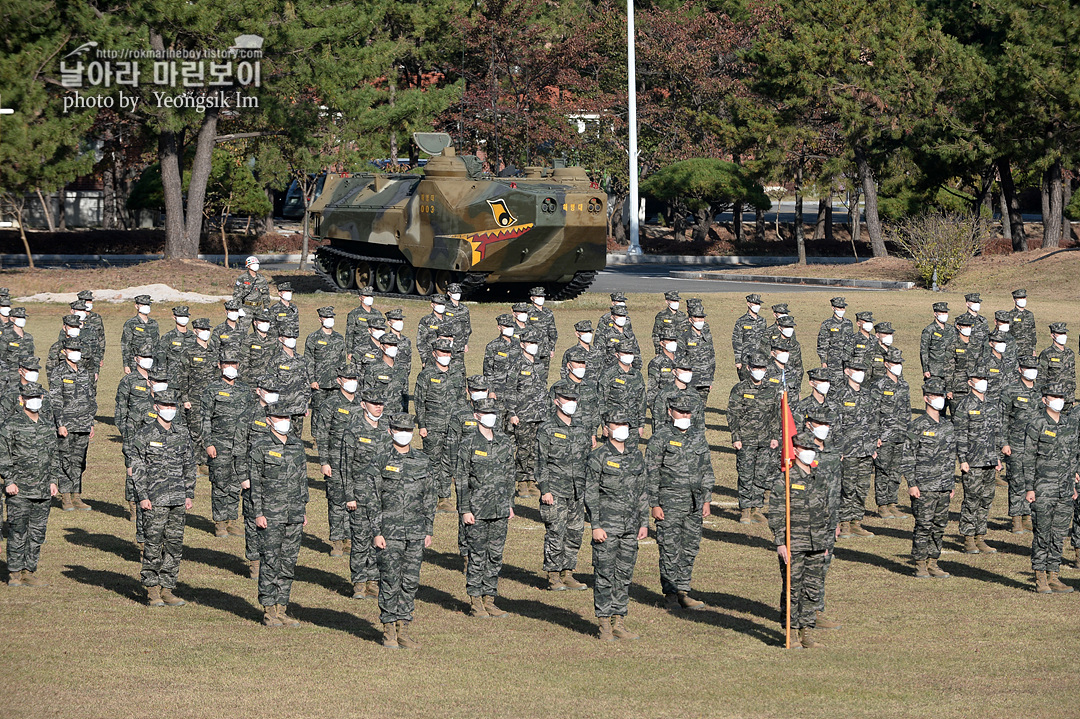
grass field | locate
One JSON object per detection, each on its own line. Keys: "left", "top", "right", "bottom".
{"left": 2, "top": 270, "right": 1078, "bottom": 719}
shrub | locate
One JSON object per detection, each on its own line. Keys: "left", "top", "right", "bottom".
{"left": 887, "top": 213, "right": 990, "bottom": 288}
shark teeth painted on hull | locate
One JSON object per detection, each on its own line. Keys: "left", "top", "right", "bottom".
{"left": 438, "top": 223, "right": 535, "bottom": 264}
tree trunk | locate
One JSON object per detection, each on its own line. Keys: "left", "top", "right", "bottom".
{"left": 159, "top": 129, "right": 193, "bottom": 258}
{"left": 854, "top": 145, "right": 886, "bottom": 257}
{"left": 973, "top": 165, "right": 994, "bottom": 217}
{"left": 691, "top": 207, "right": 710, "bottom": 243}
{"left": 996, "top": 157, "right": 1026, "bottom": 251}
{"left": 1043, "top": 159, "right": 1062, "bottom": 249}
{"left": 794, "top": 166, "right": 806, "bottom": 265}
{"left": 183, "top": 107, "right": 220, "bottom": 253}
{"left": 732, "top": 201, "right": 742, "bottom": 243}
{"left": 848, "top": 185, "right": 861, "bottom": 245}
{"left": 813, "top": 197, "right": 827, "bottom": 240}
{"left": 999, "top": 190, "right": 1012, "bottom": 241}
{"left": 755, "top": 207, "right": 765, "bottom": 241}
{"left": 1062, "top": 176, "right": 1074, "bottom": 244}
{"left": 261, "top": 187, "right": 275, "bottom": 235}
{"left": 824, "top": 201, "right": 834, "bottom": 241}
{"left": 35, "top": 188, "right": 56, "bottom": 232}
{"left": 102, "top": 161, "right": 117, "bottom": 229}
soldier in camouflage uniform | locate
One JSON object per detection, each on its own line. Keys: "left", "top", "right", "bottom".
{"left": 444, "top": 282, "right": 472, "bottom": 350}
{"left": 362, "top": 333, "right": 409, "bottom": 413}
{"left": 384, "top": 308, "right": 412, "bottom": 378}
{"left": 157, "top": 306, "right": 192, "bottom": 386}
{"left": 769, "top": 431, "right": 836, "bottom": 649}
{"left": 597, "top": 335, "right": 647, "bottom": 441}
{"left": 596, "top": 292, "right": 634, "bottom": 348}
{"left": 1037, "top": 323, "right": 1075, "bottom": 403}
{"left": 846, "top": 311, "right": 875, "bottom": 370}
{"left": 1002, "top": 356, "right": 1041, "bottom": 534}
{"left": 600, "top": 305, "right": 642, "bottom": 371}
{"left": 352, "top": 315, "right": 388, "bottom": 371}
{"left": 345, "top": 286, "right": 382, "bottom": 361}
{"left": 240, "top": 307, "right": 276, "bottom": 383}
{"left": 903, "top": 378, "right": 957, "bottom": 579}
{"left": 507, "top": 329, "right": 551, "bottom": 498}
{"left": 233, "top": 256, "right": 271, "bottom": 310}
{"left": 456, "top": 397, "right": 516, "bottom": 618}
{"left": 1009, "top": 289, "right": 1037, "bottom": 358}
{"left": 953, "top": 365, "right": 1004, "bottom": 554}
{"left": 121, "top": 295, "right": 158, "bottom": 375}
{"left": 68, "top": 300, "right": 103, "bottom": 370}
{"left": 948, "top": 313, "right": 982, "bottom": 415}
{"left": 484, "top": 314, "right": 520, "bottom": 397}
{"left": 651, "top": 290, "right": 688, "bottom": 355}
{"left": 416, "top": 294, "right": 452, "bottom": 369}
{"left": 248, "top": 409, "right": 309, "bottom": 626}
{"left": 76, "top": 290, "right": 107, "bottom": 372}
{"left": 731, "top": 293, "right": 766, "bottom": 381}
{"left": 130, "top": 390, "right": 195, "bottom": 607}
{"left": 414, "top": 337, "right": 464, "bottom": 512}
{"left": 561, "top": 319, "right": 604, "bottom": 385}
{"left": 1021, "top": 384, "right": 1079, "bottom": 594}
{"left": 552, "top": 345, "right": 601, "bottom": 437}
{"left": 210, "top": 299, "right": 247, "bottom": 359}
{"left": 647, "top": 393, "right": 714, "bottom": 612}
{"left": 586, "top": 411, "right": 650, "bottom": 641}
{"left": 446, "top": 375, "right": 496, "bottom": 560}
{"left": 681, "top": 299, "right": 716, "bottom": 404}
{"left": 51, "top": 338, "right": 96, "bottom": 512}
{"left": 510, "top": 301, "right": 530, "bottom": 342}
{"left": 265, "top": 325, "right": 313, "bottom": 439}
{"left": 871, "top": 348, "right": 910, "bottom": 519}
{"left": 115, "top": 340, "right": 157, "bottom": 531}
{"left": 984, "top": 330, "right": 1014, "bottom": 402}
{"left": 0, "top": 356, "right": 47, "bottom": 420}
{"left": 2, "top": 383, "right": 58, "bottom": 587}
{"left": 46, "top": 315, "right": 82, "bottom": 385}
{"left": 646, "top": 326, "right": 679, "bottom": 420}
{"left": 201, "top": 352, "right": 254, "bottom": 538}
{"left": 0, "top": 307, "right": 34, "bottom": 384}
{"left": 920, "top": 302, "right": 955, "bottom": 381}
{"left": 313, "top": 362, "right": 362, "bottom": 557}
{"left": 835, "top": 359, "right": 879, "bottom": 538}
{"left": 792, "top": 367, "right": 837, "bottom": 429}
{"left": 990, "top": 311, "right": 1018, "bottom": 369}
{"left": 341, "top": 389, "right": 390, "bottom": 598}
{"left": 651, "top": 359, "right": 705, "bottom": 431}
{"left": 766, "top": 338, "right": 801, "bottom": 403}
{"left": 232, "top": 379, "right": 279, "bottom": 578}
{"left": 305, "top": 306, "right": 347, "bottom": 430}
{"left": 536, "top": 386, "right": 593, "bottom": 591}
{"left": 367, "top": 413, "right": 435, "bottom": 649}
{"left": 269, "top": 282, "right": 300, "bottom": 338}
{"left": 867, "top": 322, "right": 895, "bottom": 384}
{"left": 0, "top": 296, "right": 10, "bottom": 330}
{"left": 728, "top": 352, "right": 781, "bottom": 524}
{"left": 817, "top": 297, "right": 852, "bottom": 369}
{"left": 958, "top": 292, "right": 990, "bottom": 347}
{"left": 178, "top": 318, "right": 217, "bottom": 449}
{"left": 525, "top": 287, "right": 558, "bottom": 370}
{"left": 797, "top": 408, "right": 842, "bottom": 630}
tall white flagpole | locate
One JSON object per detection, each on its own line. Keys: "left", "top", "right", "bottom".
{"left": 626, "top": 0, "right": 642, "bottom": 256}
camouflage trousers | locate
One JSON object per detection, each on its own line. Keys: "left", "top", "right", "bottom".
{"left": 959, "top": 466, "right": 997, "bottom": 536}
{"left": 240, "top": 486, "right": 258, "bottom": 562}
{"left": 308, "top": 388, "right": 334, "bottom": 436}
{"left": 465, "top": 517, "right": 508, "bottom": 597}
{"left": 779, "top": 549, "right": 825, "bottom": 631}
{"left": 185, "top": 401, "right": 204, "bottom": 448}
{"left": 539, "top": 494, "right": 585, "bottom": 572}
{"left": 6, "top": 496, "right": 50, "bottom": 573}
{"left": 57, "top": 431, "right": 91, "bottom": 494}
{"left": 840, "top": 455, "right": 874, "bottom": 523}
{"left": 141, "top": 504, "right": 186, "bottom": 589}
{"left": 735, "top": 443, "right": 778, "bottom": 510}
{"left": 348, "top": 508, "right": 379, "bottom": 584}
{"left": 817, "top": 544, "right": 834, "bottom": 613}
{"left": 377, "top": 538, "right": 424, "bottom": 624}
{"left": 324, "top": 462, "right": 348, "bottom": 542}
{"left": 422, "top": 424, "right": 452, "bottom": 498}
{"left": 513, "top": 420, "right": 542, "bottom": 486}
{"left": 1003, "top": 453, "right": 1031, "bottom": 517}
{"left": 656, "top": 505, "right": 704, "bottom": 595}
{"left": 209, "top": 452, "right": 241, "bottom": 522}
{"left": 257, "top": 520, "right": 303, "bottom": 606}
{"left": 873, "top": 441, "right": 905, "bottom": 507}
{"left": 288, "top": 413, "right": 305, "bottom": 440}
{"left": 592, "top": 529, "right": 639, "bottom": 618}
{"left": 1031, "top": 494, "right": 1071, "bottom": 572}
{"left": 123, "top": 464, "right": 149, "bottom": 544}
{"left": 695, "top": 385, "right": 711, "bottom": 409}
{"left": 911, "top": 489, "right": 951, "bottom": 561}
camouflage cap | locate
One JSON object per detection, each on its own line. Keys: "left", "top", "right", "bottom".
{"left": 62, "top": 338, "right": 83, "bottom": 351}
{"left": 19, "top": 382, "right": 44, "bottom": 399}
{"left": 844, "top": 358, "right": 868, "bottom": 371}
{"left": 792, "top": 431, "right": 817, "bottom": 449}
{"left": 686, "top": 299, "right": 706, "bottom": 317}
{"left": 70, "top": 300, "right": 88, "bottom": 311}
{"left": 830, "top": 296, "right": 847, "bottom": 308}
{"left": 748, "top": 351, "right": 769, "bottom": 368}
{"left": 77, "top": 290, "right": 93, "bottom": 301}
{"left": 368, "top": 316, "right": 387, "bottom": 330}
{"left": 0, "top": 288, "right": 8, "bottom": 297}
{"left": 380, "top": 333, "right": 400, "bottom": 346}
{"left": 603, "top": 409, "right": 634, "bottom": 425}
{"left": 1012, "top": 288, "right": 1027, "bottom": 299}
{"left": 253, "top": 307, "right": 272, "bottom": 322}
{"left": 1042, "top": 383, "right": 1067, "bottom": 397}
{"left": 62, "top": 315, "right": 81, "bottom": 328}
{"left": 432, "top": 338, "right": 454, "bottom": 352}
{"left": 278, "top": 325, "right": 300, "bottom": 338}
{"left": 553, "top": 386, "right": 580, "bottom": 401}
{"left": 664, "top": 290, "right": 680, "bottom": 301}
{"left": 473, "top": 397, "right": 499, "bottom": 413}
{"left": 923, "top": 377, "right": 947, "bottom": 395}
{"left": 359, "top": 285, "right": 375, "bottom": 295}
{"left": 172, "top": 305, "right": 190, "bottom": 317}
{"left": 447, "top": 282, "right": 463, "bottom": 294}
{"left": 807, "top": 367, "right": 830, "bottom": 382}
{"left": 529, "top": 286, "right": 546, "bottom": 297}
{"left": 1019, "top": 355, "right": 1039, "bottom": 369}
{"left": 153, "top": 389, "right": 181, "bottom": 405}
{"left": 337, "top": 362, "right": 360, "bottom": 379}
{"left": 511, "top": 301, "right": 529, "bottom": 313}
{"left": 674, "top": 357, "right": 694, "bottom": 371}
{"left": 257, "top": 377, "right": 282, "bottom": 393}
{"left": 385, "top": 308, "right": 404, "bottom": 321}
{"left": 276, "top": 281, "right": 293, "bottom": 292}
{"left": 855, "top": 311, "right": 873, "bottom": 322}
{"left": 1049, "top": 322, "right": 1067, "bottom": 334}
{"left": 147, "top": 367, "right": 168, "bottom": 383}
{"left": 932, "top": 302, "right": 949, "bottom": 313}
{"left": 994, "top": 310, "right": 1011, "bottom": 322}
{"left": 564, "top": 345, "right": 588, "bottom": 363}
{"left": 610, "top": 304, "right": 629, "bottom": 317}
{"left": 885, "top": 348, "right": 904, "bottom": 364}
{"left": 745, "top": 294, "right": 762, "bottom": 304}
{"left": 19, "top": 356, "right": 41, "bottom": 370}
{"left": 955, "top": 313, "right": 975, "bottom": 326}
{"left": 806, "top": 407, "right": 835, "bottom": 425}
{"left": 10, "top": 307, "right": 26, "bottom": 319}
{"left": 133, "top": 341, "right": 156, "bottom": 357}
{"left": 467, "top": 374, "right": 490, "bottom": 391}
{"left": 496, "top": 313, "right": 514, "bottom": 326}
{"left": 967, "top": 364, "right": 989, "bottom": 379}
{"left": 770, "top": 339, "right": 790, "bottom": 352}
{"left": 361, "top": 388, "right": 386, "bottom": 404}
{"left": 965, "top": 292, "right": 981, "bottom": 303}
{"left": 519, "top": 328, "right": 541, "bottom": 343}
{"left": 389, "top": 412, "right": 415, "bottom": 429}
{"left": 574, "top": 319, "right": 593, "bottom": 333}
{"left": 430, "top": 293, "right": 448, "bottom": 304}
{"left": 771, "top": 303, "right": 789, "bottom": 314}
{"left": 224, "top": 298, "right": 241, "bottom": 311}
{"left": 317, "top": 306, "right": 335, "bottom": 318}
{"left": 874, "top": 321, "right": 894, "bottom": 334}
{"left": 777, "top": 315, "right": 796, "bottom": 328}
{"left": 134, "top": 294, "right": 152, "bottom": 305}
{"left": 667, "top": 393, "right": 696, "bottom": 413}
{"left": 988, "top": 329, "right": 1007, "bottom": 343}
{"left": 192, "top": 318, "right": 211, "bottom": 330}
{"left": 219, "top": 350, "right": 241, "bottom": 364}
{"left": 610, "top": 291, "right": 627, "bottom": 302}
{"left": 0, "top": 297, "right": 10, "bottom": 307}
{"left": 658, "top": 326, "right": 678, "bottom": 341}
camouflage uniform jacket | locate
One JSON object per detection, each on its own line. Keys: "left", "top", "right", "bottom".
{"left": 1001, "top": 380, "right": 1041, "bottom": 450}
{"left": 871, "top": 375, "right": 910, "bottom": 445}
{"left": 130, "top": 419, "right": 196, "bottom": 506}
{"left": 768, "top": 463, "right": 835, "bottom": 552}
{"left": 313, "top": 390, "right": 361, "bottom": 466}
{"left": 84, "top": 310, "right": 106, "bottom": 361}
{"left": 345, "top": 305, "right": 383, "bottom": 355}
{"left": 817, "top": 315, "right": 854, "bottom": 367}
{"left": 484, "top": 337, "right": 520, "bottom": 394}
{"left": 414, "top": 366, "right": 464, "bottom": 430}
{"left": 0, "top": 382, "right": 54, "bottom": 423}
{"left": 791, "top": 394, "right": 838, "bottom": 432}
{"left": 209, "top": 321, "right": 246, "bottom": 358}
{"left": 536, "top": 413, "right": 593, "bottom": 499}
{"left": 947, "top": 339, "right": 983, "bottom": 397}
{"left": 240, "top": 330, "right": 276, "bottom": 384}
{"left": 268, "top": 301, "right": 300, "bottom": 338}
{"left": 158, "top": 328, "right": 192, "bottom": 384}
{"left": 456, "top": 425, "right": 515, "bottom": 520}
{"left": 646, "top": 353, "right": 676, "bottom": 411}
{"left": 120, "top": 316, "right": 159, "bottom": 370}
{"left": 265, "top": 348, "right": 313, "bottom": 416}
{"left": 835, "top": 382, "right": 879, "bottom": 457}
{"left": 341, "top": 416, "right": 389, "bottom": 504}
{"left": 727, "top": 376, "right": 780, "bottom": 446}
{"left": 920, "top": 321, "right": 956, "bottom": 378}
{"left": 596, "top": 311, "right": 634, "bottom": 347}
{"left": 0, "top": 327, "right": 34, "bottom": 381}
{"left": 549, "top": 377, "right": 601, "bottom": 436}
{"left": 765, "top": 359, "right": 801, "bottom": 400}
{"left": 651, "top": 308, "right": 688, "bottom": 353}
{"left": 200, "top": 378, "right": 255, "bottom": 454}
{"left": 957, "top": 312, "right": 990, "bottom": 347}
{"left": 560, "top": 343, "right": 605, "bottom": 385}
{"left": 1021, "top": 409, "right": 1080, "bottom": 496}
{"left": 248, "top": 431, "right": 308, "bottom": 523}
{"left": 416, "top": 312, "right": 450, "bottom": 365}
{"left": 846, "top": 332, "right": 875, "bottom": 369}
{"left": 1008, "top": 307, "right": 1037, "bottom": 358}
{"left": 444, "top": 302, "right": 472, "bottom": 346}
{"left": 526, "top": 306, "right": 558, "bottom": 359}
{"left": 1037, "top": 346, "right": 1077, "bottom": 402}
{"left": 178, "top": 341, "right": 218, "bottom": 407}
{"left": 114, "top": 370, "right": 153, "bottom": 442}
{"left": 645, "top": 422, "right": 714, "bottom": 512}
{"left": 984, "top": 350, "right": 1013, "bottom": 401}
{"left": 679, "top": 324, "right": 716, "bottom": 386}
{"left": 584, "top": 441, "right": 649, "bottom": 535}
{"left": 600, "top": 327, "right": 643, "bottom": 371}
{"left": 365, "top": 446, "right": 436, "bottom": 540}
{"left": 361, "top": 359, "right": 410, "bottom": 409}
{"left": 233, "top": 271, "right": 270, "bottom": 307}
{"left": 597, "top": 364, "right": 647, "bottom": 429}
{"left": 901, "top": 414, "right": 957, "bottom": 492}
{"left": 304, "top": 329, "right": 347, "bottom": 389}
{"left": 50, "top": 361, "right": 97, "bottom": 433}
{"left": 231, "top": 402, "right": 271, "bottom": 476}
{"left": 506, "top": 356, "right": 550, "bottom": 423}
{"left": 0, "top": 410, "right": 60, "bottom": 498}
{"left": 953, "top": 391, "right": 1003, "bottom": 467}
{"left": 731, "top": 311, "right": 766, "bottom": 367}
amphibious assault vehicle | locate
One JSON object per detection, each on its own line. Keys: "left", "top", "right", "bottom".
{"left": 310, "top": 133, "right": 607, "bottom": 300}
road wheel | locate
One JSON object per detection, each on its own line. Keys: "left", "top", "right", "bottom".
{"left": 395, "top": 264, "right": 416, "bottom": 295}
{"left": 434, "top": 269, "right": 457, "bottom": 295}
{"left": 414, "top": 268, "right": 434, "bottom": 296}
{"left": 333, "top": 258, "right": 355, "bottom": 289}
{"left": 374, "top": 262, "right": 396, "bottom": 293}
{"left": 353, "top": 261, "right": 371, "bottom": 290}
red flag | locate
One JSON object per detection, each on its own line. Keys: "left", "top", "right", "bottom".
{"left": 780, "top": 389, "right": 797, "bottom": 470}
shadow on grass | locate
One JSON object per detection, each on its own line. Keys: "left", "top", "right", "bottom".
{"left": 63, "top": 564, "right": 144, "bottom": 602}
{"left": 424, "top": 549, "right": 465, "bottom": 573}
{"left": 500, "top": 561, "right": 548, "bottom": 592}
{"left": 183, "top": 545, "right": 250, "bottom": 578}
{"left": 832, "top": 544, "right": 913, "bottom": 576}
{"left": 709, "top": 444, "right": 736, "bottom": 455}
{"left": 416, "top": 582, "right": 471, "bottom": 615}
{"left": 173, "top": 580, "right": 263, "bottom": 622}
{"left": 667, "top": 588, "right": 785, "bottom": 646}
{"left": 300, "top": 531, "right": 332, "bottom": 555}
{"left": 935, "top": 560, "right": 1031, "bottom": 592}
{"left": 289, "top": 603, "right": 379, "bottom": 641}
{"left": 511, "top": 503, "right": 542, "bottom": 525}
{"left": 83, "top": 497, "right": 130, "bottom": 521}
{"left": 702, "top": 526, "right": 775, "bottom": 551}
{"left": 294, "top": 563, "right": 353, "bottom": 597}
{"left": 63, "top": 527, "right": 140, "bottom": 563}
{"left": 497, "top": 595, "right": 597, "bottom": 637}
{"left": 185, "top": 512, "right": 220, "bottom": 538}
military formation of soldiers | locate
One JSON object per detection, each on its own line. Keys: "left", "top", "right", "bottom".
{"left": 2, "top": 257, "right": 1077, "bottom": 651}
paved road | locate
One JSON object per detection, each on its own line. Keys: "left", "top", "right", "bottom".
{"left": 587, "top": 264, "right": 885, "bottom": 295}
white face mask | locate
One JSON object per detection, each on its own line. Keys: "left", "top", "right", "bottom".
{"left": 85, "top": 302, "right": 93, "bottom": 310}
{"left": 271, "top": 417, "right": 292, "bottom": 434}
{"left": 959, "top": 326, "right": 972, "bottom": 337}
{"left": 24, "top": 371, "right": 39, "bottom": 383}
{"left": 672, "top": 416, "right": 691, "bottom": 430}
{"left": 227, "top": 311, "right": 240, "bottom": 322}
{"left": 570, "top": 366, "right": 586, "bottom": 379}
{"left": 255, "top": 321, "right": 270, "bottom": 333}
{"left": 1016, "top": 299, "right": 1027, "bottom": 308}
{"left": 613, "top": 316, "right": 627, "bottom": 327}
{"left": 814, "top": 381, "right": 830, "bottom": 396}
{"left": 221, "top": 365, "right": 238, "bottom": 380}
{"left": 249, "top": 263, "right": 260, "bottom": 272}
{"left": 880, "top": 335, "right": 894, "bottom": 346}
{"left": 691, "top": 319, "right": 705, "bottom": 330}
{"left": 0, "top": 307, "right": 9, "bottom": 316}
{"left": 774, "top": 351, "right": 789, "bottom": 365}
{"left": 972, "top": 379, "right": 988, "bottom": 394}
{"left": 676, "top": 370, "right": 693, "bottom": 384}
{"left": 435, "top": 354, "right": 451, "bottom": 367}
{"left": 152, "top": 382, "right": 168, "bottom": 392}
{"left": 67, "top": 327, "right": 81, "bottom": 337}
{"left": 24, "top": 397, "right": 42, "bottom": 412}
{"left": 342, "top": 379, "right": 358, "bottom": 393}
{"left": 888, "top": 363, "right": 902, "bottom": 377}
{"left": 322, "top": 318, "right": 335, "bottom": 329}
{"left": 1054, "top": 334, "right": 1068, "bottom": 346}
{"left": 849, "top": 370, "right": 865, "bottom": 385}
{"left": 470, "top": 390, "right": 487, "bottom": 401}
{"left": 392, "top": 430, "right": 413, "bottom": 446}
{"left": 613, "top": 301, "right": 626, "bottom": 307}
{"left": 580, "top": 332, "right": 593, "bottom": 344}
{"left": 197, "top": 330, "right": 212, "bottom": 342}
{"left": 433, "top": 304, "right": 446, "bottom": 314}
{"left": 667, "top": 301, "right": 679, "bottom": 311}
{"left": 532, "top": 297, "right": 545, "bottom": 307}
{"left": 157, "top": 406, "right": 178, "bottom": 422}
{"left": 618, "top": 353, "right": 635, "bottom": 366}
{"left": 861, "top": 322, "right": 874, "bottom": 333}
{"left": 75, "top": 311, "right": 87, "bottom": 320}
{"left": 797, "top": 448, "right": 817, "bottom": 466}
{"left": 262, "top": 391, "right": 279, "bottom": 405}
{"left": 750, "top": 368, "right": 766, "bottom": 381}
{"left": 282, "top": 337, "right": 297, "bottom": 349}
{"left": 391, "top": 320, "right": 403, "bottom": 332}
{"left": 561, "top": 400, "right": 578, "bottom": 415}
{"left": 524, "top": 343, "right": 539, "bottom": 356}
{"left": 371, "top": 329, "right": 385, "bottom": 340}
{"left": 449, "top": 293, "right": 462, "bottom": 302}
{"left": 969, "top": 303, "right": 981, "bottom": 313}
{"left": 138, "top": 357, "right": 154, "bottom": 370}
{"left": 1048, "top": 397, "right": 1066, "bottom": 413}
{"left": 176, "top": 316, "right": 190, "bottom": 327}
{"left": 935, "top": 313, "right": 949, "bottom": 324}
{"left": 362, "top": 295, "right": 374, "bottom": 307}
{"left": 137, "top": 305, "right": 151, "bottom": 315}
{"left": 611, "top": 425, "right": 630, "bottom": 442}
{"left": 929, "top": 396, "right": 945, "bottom": 411}
{"left": 664, "top": 341, "right": 678, "bottom": 353}
{"left": 780, "top": 327, "right": 794, "bottom": 338}
{"left": 812, "top": 424, "right": 830, "bottom": 440}
{"left": 479, "top": 413, "right": 498, "bottom": 428}
{"left": 67, "top": 350, "right": 81, "bottom": 363}
{"left": 384, "top": 346, "right": 399, "bottom": 358}
{"left": 280, "top": 292, "right": 292, "bottom": 301}
{"left": 997, "top": 324, "right": 1010, "bottom": 333}
{"left": 515, "top": 312, "right": 528, "bottom": 323}
{"left": 13, "top": 317, "right": 25, "bottom": 328}
{"left": 834, "top": 309, "right": 846, "bottom": 318}
{"left": 993, "top": 342, "right": 1007, "bottom": 354}
{"left": 749, "top": 304, "right": 761, "bottom": 314}
{"left": 1022, "top": 368, "right": 1038, "bottom": 381}
{"left": 501, "top": 326, "right": 514, "bottom": 337}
